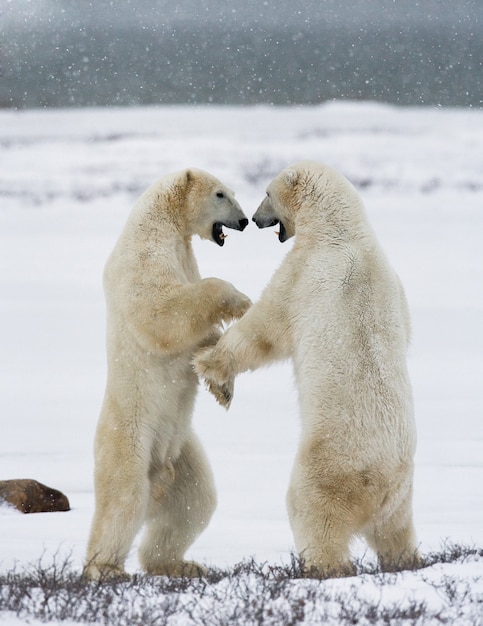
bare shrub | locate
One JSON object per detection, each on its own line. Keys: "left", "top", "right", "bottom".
{"left": 0, "top": 544, "right": 482, "bottom": 625}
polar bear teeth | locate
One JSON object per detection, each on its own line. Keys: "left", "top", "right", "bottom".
{"left": 212, "top": 222, "right": 227, "bottom": 246}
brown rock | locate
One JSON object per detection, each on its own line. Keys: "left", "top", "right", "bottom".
{"left": 0, "top": 479, "right": 70, "bottom": 514}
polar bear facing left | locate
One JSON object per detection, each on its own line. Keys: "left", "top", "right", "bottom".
{"left": 195, "top": 161, "right": 419, "bottom": 578}
{"left": 83, "top": 168, "right": 251, "bottom": 581}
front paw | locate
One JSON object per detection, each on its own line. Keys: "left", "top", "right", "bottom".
{"left": 194, "top": 347, "right": 233, "bottom": 407}
{"left": 206, "top": 376, "right": 233, "bottom": 409}
{"left": 194, "top": 346, "right": 226, "bottom": 384}
{"left": 221, "top": 287, "right": 251, "bottom": 322}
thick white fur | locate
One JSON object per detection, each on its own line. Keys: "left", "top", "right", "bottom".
{"left": 84, "top": 168, "right": 251, "bottom": 580}
{"left": 195, "top": 161, "right": 419, "bottom": 577}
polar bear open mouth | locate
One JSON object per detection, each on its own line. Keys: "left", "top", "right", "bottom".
{"left": 212, "top": 218, "right": 249, "bottom": 246}
{"left": 275, "top": 220, "right": 288, "bottom": 243}
{"left": 212, "top": 222, "right": 227, "bottom": 246}
{"left": 267, "top": 219, "right": 288, "bottom": 243}
{"left": 252, "top": 215, "right": 288, "bottom": 243}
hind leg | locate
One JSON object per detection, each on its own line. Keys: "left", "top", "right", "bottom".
{"left": 286, "top": 459, "right": 357, "bottom": 578}
{"left": 139, "top": 431, "right": 217, "bottom": 576}
{"left": 84, "top": 416, "right": 151, "bottom": 580}
{"left": 364, "top": 486, "right": 420, "bottom": 572}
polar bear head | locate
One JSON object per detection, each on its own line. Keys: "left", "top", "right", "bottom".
{"left": 182, "top": 168, "right": 249, "bottom": 246}
{"left": 252, "top": 160, "right": 362, "bottom": 242}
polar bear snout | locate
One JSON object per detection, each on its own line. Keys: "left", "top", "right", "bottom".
{"left": 252, "top": 214, "right": 279, "bottom": 229}
{"left": 252, "top": 194, "right": 278, "bottom": 228}
{"left": 252, "top": 195, "right": 290, "bottom": 242}
{"left": 237, "top": 217, "right": 249, "bottom": 230}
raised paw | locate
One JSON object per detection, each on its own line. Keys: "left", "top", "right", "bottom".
{"left": 193, "top": 346, "right": 234, "bottom": 407}
{"left": 206, "top": 376, "right": 234, "bottom": 409}
{"left": 220, "top": 286, "right": 251, "bottom": 322}
{"left": 193, "top": 346, "right": 232, "bottom": 389}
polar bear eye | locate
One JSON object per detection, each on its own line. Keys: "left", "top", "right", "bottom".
{"left": 266, "top": 191, "right": 270, "bottom": 197}
{"left": 216, "top": 191, "right": 225, "bottom": 198}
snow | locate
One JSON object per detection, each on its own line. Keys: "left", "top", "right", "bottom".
{"left": 0, "top": 102, "right": 482, "bottom": 616}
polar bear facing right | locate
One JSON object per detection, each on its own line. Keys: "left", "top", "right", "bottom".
{"left": 84, "top": 168, "right": 251, "bottom": 581}
{"left": 195, "top": 161, "right": 419, "bottom": 577}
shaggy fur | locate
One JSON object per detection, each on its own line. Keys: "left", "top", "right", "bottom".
{"left": 195, "top": 161, "right": 419, "bottom": 577}
{"left": 84, "top": 168, "right": 251, "bottom": 581}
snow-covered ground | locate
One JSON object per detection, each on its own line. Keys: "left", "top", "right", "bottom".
{"left": 0, "top": 103, "right": 482, "bottom": 616}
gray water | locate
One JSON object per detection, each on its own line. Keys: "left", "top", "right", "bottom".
{"left": 2, "top": 0, "right": 482, "bottom": 108}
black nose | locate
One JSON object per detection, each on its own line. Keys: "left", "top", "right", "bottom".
{"left": 239, "top": 218, "right": 249, "bottom": 230}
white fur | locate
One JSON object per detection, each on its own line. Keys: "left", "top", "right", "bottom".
{"left": 195, "top": 161, "right": 419, "bottom": 577}
{"left": 84, "top": 168, "right": 251, "bottom": 580}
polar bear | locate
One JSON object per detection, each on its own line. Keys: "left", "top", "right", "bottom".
{"left": 195, "top": 161, "right": 419, "bottom": 577}
{"left": 83, "top": 168, "right": 251, "bottom": 581}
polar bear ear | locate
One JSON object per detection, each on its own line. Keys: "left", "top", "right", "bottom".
{"left": 284, "top": 169, "right": 298, "bottom": 186}
{"left": 184, "top": 169, "right": 197, "bottom": 190}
